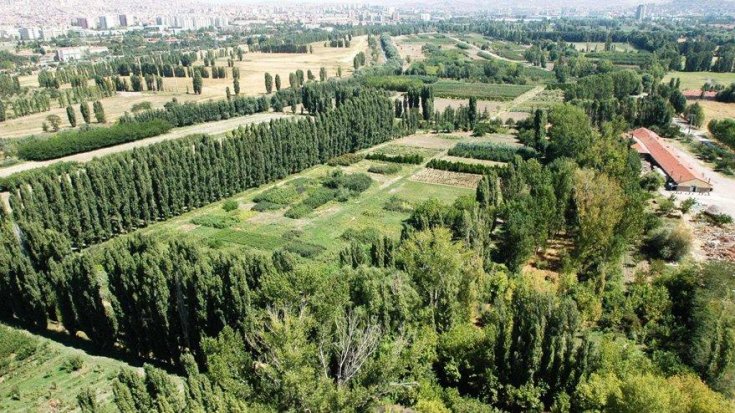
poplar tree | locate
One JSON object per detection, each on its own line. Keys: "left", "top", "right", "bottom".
{"left": 192, "top": 71, "right": 203, "bottom": 95}
{"left": 80, "top": 101, "right": 91, "bottom": 124}
{"left": 93, "top": 101, "right": 106, "bottom": 123}
{"left": 264, "top": 72, "right": 273, "bottom": 93}
{"left": 66, "top": 105, "right": 77, "bottom": 127}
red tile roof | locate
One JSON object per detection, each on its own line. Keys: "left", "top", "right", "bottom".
{"left": 630, "top": 127, "right": 710, "bottom": 185}
{"left": 682, "top": 90, "right": 717, "bottom": 99}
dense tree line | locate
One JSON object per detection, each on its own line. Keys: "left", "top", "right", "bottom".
{"left": 16, "top": 119, "right": 172, "bottom": 161}
{"left": 121, "top": 95, "right": 269, "bottom": 127}
{"left": 4, "top": 92, "right": 395, "bottom": 248}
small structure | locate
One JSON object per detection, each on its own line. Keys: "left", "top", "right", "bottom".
{"left": 630, "top": 127, "right": 713, "bottom": 193}
{"left": 682, "top": 89, "right": 717, "bottom": 100}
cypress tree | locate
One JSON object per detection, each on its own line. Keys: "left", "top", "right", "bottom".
{"left": 80, "top": 101, "right": 91, "bottom": 124}
{"left": 66, "top": 105, "right": 77, "bottom": 127}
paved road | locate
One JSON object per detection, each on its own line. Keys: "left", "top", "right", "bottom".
{"left": 0, "top": 112, "right": 292, "bottom": 178}
{"left": 666, "top": 117, "right": 735, "bottom": 217}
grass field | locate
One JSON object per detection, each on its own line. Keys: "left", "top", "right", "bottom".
{"left": 663, "top": 71, "right": 735, "bottom": 91}
{"left": 117, "top": 132, "right": 529, "bottom": 262}
{"left": 1, "top": 36, "right": 368, "bottom": 139}
{"left": 511, "top": 88, "right": 565, "bottom": 112}
{"left": 0, "top": 324, "right": 141, "bottom": 413}
{"left": 694, "top": 99, "right": 735, "bottom": 126}
{"left": 432, "top": 80, "right": 534, "bottom": 100}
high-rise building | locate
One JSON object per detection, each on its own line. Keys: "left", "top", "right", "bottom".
{"left": 97, "top": 15, "right": 115, "bottom": 30}
{"left": 18, "top": 27, "right": 40, "bottom": 40}
{"left": 636, "top": 4, "right": 647, "bottom": 20}
{"left": 72, "top": 17, "right": 91, "bottom": 29}
{"left": 118, "top": 14, "right": 129, "bottom": 27}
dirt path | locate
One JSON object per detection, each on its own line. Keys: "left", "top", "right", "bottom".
{"left": 663, "top": 120, "right": 735, "bottom": 217}
{"left": 0, "top": 112, "right": 292, "bottom": 178}
{"left": 496, "top": 86, "right": 546, "bottom": 118}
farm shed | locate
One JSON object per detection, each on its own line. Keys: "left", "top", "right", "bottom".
{"left": 630, "top": 127, "right": 713, "bottom": 193}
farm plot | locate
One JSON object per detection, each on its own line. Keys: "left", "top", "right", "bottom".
{"left": 131, "top": 142, "right": 473, "bottom": 261}
{"left": 511, "top": 88, "right": 564, "bottom": 112}
{"left": 433, "top": 80, "right": 534, "bottom": 101}
{"left": 663, "top": 71, "right": 735, "bottom": 91}
{"left": 434, "top": 97, "right": 505, "bottom": 114}
{"left": 409, "top": 168, "right": 483, "bottom": 189}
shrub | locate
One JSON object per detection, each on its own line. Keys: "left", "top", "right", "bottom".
{"left": 222, "top": 200, "right": 239, "bottom": 212}
{"left": 17, "top": 119, "right": 173, "bottom": 161}
{"left": 384, "top": 195, "right": 413, "bottom": 213}
{"left": 252, "top": 201, "right": 284, "bottom": 212}
{"left": 327, "top": 153, "right": 364, "bottom": 166}
{"left": 680, "top": 198, "right": 697, "bottom": 214}
{"left": 284, "top": 204, "right": 312, "bottom": 219}
{"left": 302, "top": 187, "right": 337, "bottom": 208}
{"left": 341, "top": 227, "right": 382, "bottom": 244}
{"left": 448, "top": 142, "right": 537, "bottom": 162}
{"left": 62, "top": 355, "right": 84, "bottom": 373}
{"left": 323, "top": 171, "right": 373, "bottom": 193}
{"left": 644, "top": 225, "right": 692, "bottom": 262}
{"left": 368, "top": 164, "right": 401, "bottom": 174}
{"left": 253, "top": 186, "right": 299, "bottom": 205}
{"left": 702, "top": 211, "right": 733, "bottom": 227}
{"left": 640, "top": 172, "right": 664, "bottom": 191}
{"left": 365, "top": 152, "right": 424, "bottom": 164}
{"left": 284, "top": 241, "right": 325, "bottom": 258}
{"left": 426, "top": 158, "right": 501, "bottom": 175}
{"left": 191, "top": 215, "right": 239, "bottom": 229}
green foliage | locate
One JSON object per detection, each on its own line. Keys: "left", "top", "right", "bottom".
{"left": 708, "top": 118, "right": 735, "bottom": 151}
{"left": 448, "top": 142, "right": 537, "bottom": 162}
{"left": 191, "top": 214, "right": 239, "bottom": 229}
{"left": 426, "top": 158, "right": 501, "bottom": 175}
{"left": 365, "top": 152, "right": 424, "bottom": 164}
{"left": 222, "top": 199, "right": 239, "bottom": 212}
{"left": 253, "top": 186, "right": 300, "bottom": 205}
{"left": 644, "top": 224, "right": 692, "bottom": 262}
{"left": 368, "top": 163, "right": 402, "bottom": 174}
{"left": 62, "top": 355, "right": 85, "bottom": 372}
{"left": 17, "top": 120, "right": 173, "bottom": 161}
{"left": 327, "top": 153, "right": 364, "bottom": 166}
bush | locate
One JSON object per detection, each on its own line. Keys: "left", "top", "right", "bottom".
{"left": 284, "top": 204, "right": 312, "bottom": 219}
{"left": 341, "top": 227, "right": 382, "bottom": 243}
{"left": 702, "top": 211, "right": 733, "bottom": 227}
{"left": 62, "top": 355, "right": 84, "bottom": 373}
{"left": 640, "top": 172, "right": 664, "bottom": 191}
{"left": 303, "top": 187, "right": 337, "bottom": 209}
{"left": 252, "top": 201, "right": 284, "bottom": 212}
{"left": 368, "top": 164, "right": 401, "bottom": 175}
{"left": 327, "top": 153, "right": 364, "bottom": 166}
{"left": 365, "top": 152, "right": 424, "bottom": 164}
{"left": 644, "top": 225, "right": 692, "bottom": 262}
{"left": 680, "top": 198, "right": 697, "bottom": 214}
{"left": 17, "top": 120, "right": 173, "bottom": 161}
{"left": 426, "top": 158, "right": 501, "bottom": 175}
{"left": 323, "top": 171, "right": 373, "bottom": 193}
{"left": 284, "top": 241, "right": 325, "bottom": 258}
{"left": 384, "top": 195, "right": 413, "bottom": 213}
{"left": 191, "top": 215, "right": 239, "bottom": 229}
{"left": 253, "top": 186, "right": 299, "bottom": 205}
{"left": 448, "top": 142, "right": 537, "bottom": 162}
{"left": 222, "top": 200, "right": 239, "bottom": 212}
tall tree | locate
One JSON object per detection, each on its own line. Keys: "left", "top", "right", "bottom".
{"left": 264, "top": 72, "right": 273, "bottom": 94}
{"left": 80, "top": 101, "right": 91, "bottom": 124}
{"left": 66, "top": 105, "right": 77, "bottom": 127}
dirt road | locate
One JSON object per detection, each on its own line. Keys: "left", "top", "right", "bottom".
{"left": 0, "top": 112, "right": 293, "bottom": 178}
{"left": 664, "top": 119, "right": 735, "bottom": 217}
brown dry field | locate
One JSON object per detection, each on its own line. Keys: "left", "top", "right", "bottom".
{"left": 410, "top": 168, "right": 482, "bottom": 188}
{"left": 689, "top": 99, "right": 735, "bottom": 126}
{"left": 1, "top": 36, "right": 368, "bottom": 139}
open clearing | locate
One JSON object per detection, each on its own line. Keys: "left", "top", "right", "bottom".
{"left": 0, "top": 37, "right": 367, "bottom": 139}
{"left": 663, "top": 71, "right": 735, "bottom": 91}
{"left": 119, "top": 132, "right": 522, "bottom": 261}
{"left": 433, "top": 80, "right": 534, "bottom": 100}
{"left": 572, "top": 42, "right": 636, "bottom": 52}
{"left": 690, "top": 99, "right": 735, "bottom": 125}
{"left": 434, "top": 97, "right": 505, "bottom": 114}
{"left": 0, "top": 112, "right": 292, "bottom": 177}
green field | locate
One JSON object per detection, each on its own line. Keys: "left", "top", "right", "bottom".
{"left": 511, "top": 88, "right": 565, "bottom": 112}
{"left": 0, "top": 324, "right": 140, "bottom": 412}
{"left": 433, "top": 80, "right": 534, "bottom": 100}
{"left": 571, "top": 42, "right": 636, "bottom": 52}
{"left": 130, "top": 139, "right": 475, "bottom": 263}
{"left": 398, "top": 33, "right": 456, "bottom": 46}
{"left": 663, "top": 71, "right": 735, "bottom": 91}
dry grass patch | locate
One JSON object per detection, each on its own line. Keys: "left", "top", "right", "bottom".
{"left": 434, "top": 97, "right": 504, "bottom": 114}
{"left": 693, "top": 99, "right": 735, "bottom": 126}
{"left": 410, "top": 168, "right": 483, "bottom": 188}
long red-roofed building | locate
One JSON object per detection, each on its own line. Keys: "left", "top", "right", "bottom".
{"left": 630, "top": 127, "right": 713, "bottom": 193}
